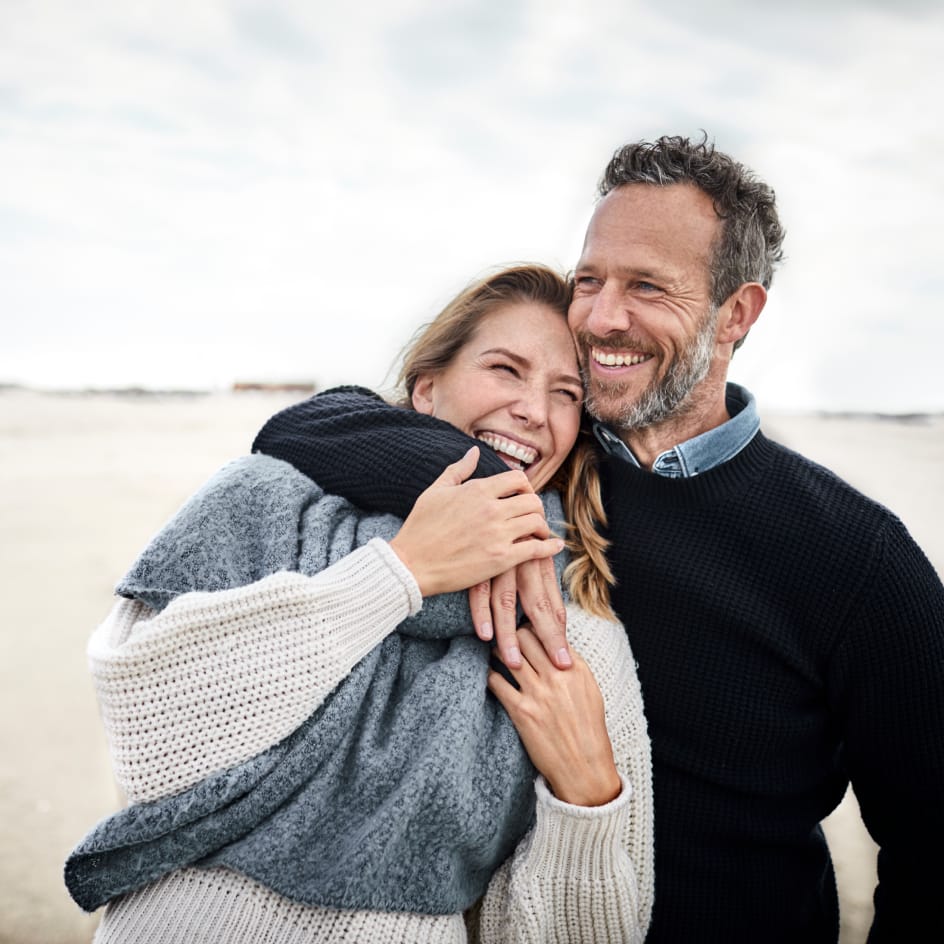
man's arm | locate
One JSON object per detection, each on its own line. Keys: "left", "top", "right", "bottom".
{"left": 253, "top": 387, "right": 572, "bottom": 669}
{"left": 839, "top": 518, "right": 944, "bottom": 941}
{"left": 252, "top": 387, "right": 508, "bottom": 518}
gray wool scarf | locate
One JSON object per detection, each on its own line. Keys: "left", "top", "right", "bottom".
{"left": 65, "top": 454, "right": 567, "bottom": 916}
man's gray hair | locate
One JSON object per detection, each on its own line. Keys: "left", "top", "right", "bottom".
{"left": 598, "top": 134, "right": 786, "bottom": 351}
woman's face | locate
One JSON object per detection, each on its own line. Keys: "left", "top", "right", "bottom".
{"left": 412, "top": 301, "right": 584, "bottom": 492}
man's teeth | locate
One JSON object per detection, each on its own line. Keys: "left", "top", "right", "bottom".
{"left": 591, "top": 348, "right": 652, "bottom": 367}
{"left": 477, "top": 433, "right": 538, "bottom": 467}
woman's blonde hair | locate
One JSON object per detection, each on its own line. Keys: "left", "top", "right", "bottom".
{"left": 395, "top": 263, "right": 616, "bottom": 620}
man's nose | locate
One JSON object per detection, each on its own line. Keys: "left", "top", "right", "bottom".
{"left": 583, "top": 284, "right": 632, "bottom": 336}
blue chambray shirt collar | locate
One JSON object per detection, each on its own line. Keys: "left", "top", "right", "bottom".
{"left": 593, "top": 382, "right": 759, "bottom": 478}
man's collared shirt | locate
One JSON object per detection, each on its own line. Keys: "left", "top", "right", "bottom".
{"left": 593, "top": 382, "right": 759, "bottom": 478}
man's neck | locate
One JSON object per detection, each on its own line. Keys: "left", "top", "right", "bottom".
{"left": 620, "top": 385, "right": 732, "bottom": 471}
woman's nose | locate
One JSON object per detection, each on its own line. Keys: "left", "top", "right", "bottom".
{"left": 512, "top": 388, "right": 549, "bottom": 428}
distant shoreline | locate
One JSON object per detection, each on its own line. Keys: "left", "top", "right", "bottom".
{"left": 1, "top": 383, "right": 940, "bottom": 423}
{"left": 0, "top": 382, "right": 317, "bottom": 398}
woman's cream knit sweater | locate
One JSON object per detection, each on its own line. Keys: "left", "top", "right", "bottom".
{"left": 87, "top": 538, "right": 653, "bottom": 943}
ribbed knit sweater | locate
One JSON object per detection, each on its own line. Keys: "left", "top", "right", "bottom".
{"left": 599, "top": 430, "right": 944, "bottom": 943}
{"left": 84, "top": 531, "right": 654, "bottom": 942}
{"left": 254, "top": 391, "right": 944, "bottom": 943}
{"left": 70, "top": 458, "right": 573, "bottom": 917}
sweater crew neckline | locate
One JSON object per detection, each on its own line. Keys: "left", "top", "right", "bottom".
{"left": 603, "top": 430, "right": 779, "bottom": 507}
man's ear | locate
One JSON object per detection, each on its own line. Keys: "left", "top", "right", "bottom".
{"left": 411, "top": 374, "right": 436, "bottom": 415}
{"left": 717, "top": 282, "right": 767, "bottom": 346}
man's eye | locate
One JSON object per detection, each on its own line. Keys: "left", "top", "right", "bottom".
{"left": 636, "top": 281, "right": 660, "bottom": 292}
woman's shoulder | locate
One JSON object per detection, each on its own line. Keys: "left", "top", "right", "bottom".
{"left": 564, "top": 604, "right": 633, "bottom": 670}
{"left": 565, "top": 603, "right": 642, "bottom": 698}
{"left": 115, "top": 455, "right": 329, "bottom": 610}
{"left": 204, "top": 452, "right": 321, "bottom": 496}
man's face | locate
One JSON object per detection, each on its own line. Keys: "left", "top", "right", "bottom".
{"left": 568, "top": 182, "right": 723, "bottom": 432}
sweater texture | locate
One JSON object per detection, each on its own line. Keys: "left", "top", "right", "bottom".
{"left": 254, "top": 388, "right": 944, "bottom": 943}
{"left": 600, "top": 431, "right": 944, "bottom": 943}
{"left": 83, "top": 587, "right": 651, "bottom": 944}
{"left": 72, "top": 454, "right": 654, "bottom": 940}
{"left": 252, "top": 386, "right": 509, "bottom": 520}
{"left": 66, "top": 454, "right": 565, "bottom": 916}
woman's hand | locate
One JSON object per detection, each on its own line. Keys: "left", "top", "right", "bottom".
{"left": 389, "top": 447, "right": 564, "bottom": 598}
{"left": 487, "top": 626, "right": 622, "bottom": 807}
{"left": 469, "top": 561, "right": 571, "bottom": 671}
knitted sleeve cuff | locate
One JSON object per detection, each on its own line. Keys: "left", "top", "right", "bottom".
{"left": 369, "top": 537, "right": 423, "bottom": 615}
{"left": 526, "top": 773, "right": 633, "bottom": 882}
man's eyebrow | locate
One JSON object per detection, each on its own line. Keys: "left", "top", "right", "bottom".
{"left": 480, "top": 347, "right": 582, "bottom": 387}
{"left": 575, "top": 261, "right": 666, "bottom": 281}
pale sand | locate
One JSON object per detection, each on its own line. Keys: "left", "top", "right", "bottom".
{"left": 1, "top": 389, "right": 941, "bottom": 944}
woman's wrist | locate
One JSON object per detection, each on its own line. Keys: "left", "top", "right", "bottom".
{"left": 387, "top": 534, "right": 428, "bottom": 595}
{"left": 547, "top": 763, "right": 623, "bottom": 807}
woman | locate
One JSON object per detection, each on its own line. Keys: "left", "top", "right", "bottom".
{"left": 66, "top": 264, "right": 653, "bottom": 943}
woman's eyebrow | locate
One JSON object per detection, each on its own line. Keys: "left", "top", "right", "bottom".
{"left": 480, "top": 347, "right": 582, "bottom": 388}
{"left": 551, "top": 367, "right": 584, "bottom": 387}
{"left": 479, "top": 346, "right": 527, "bottom": 363}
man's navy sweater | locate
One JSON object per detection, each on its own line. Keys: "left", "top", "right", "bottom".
{"left": 253, "top": 390, "right": 944, "bottom": 943}
{"left": 598, "top": 430, "right": 944, "bottom": 942}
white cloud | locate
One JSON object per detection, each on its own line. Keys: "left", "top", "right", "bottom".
{"left": 1, "top": 0, "right": 942, "bottom": 410}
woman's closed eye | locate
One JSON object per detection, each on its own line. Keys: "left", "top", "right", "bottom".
{"left": 555, "top": 387, "right": 582, "bottom": 403}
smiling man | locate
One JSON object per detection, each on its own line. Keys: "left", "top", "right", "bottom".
{"left": 569, "top": 178, "right": 766, "bottom": 462}
{"left": 252, "top": 135, "right": 944, "bottom": 944}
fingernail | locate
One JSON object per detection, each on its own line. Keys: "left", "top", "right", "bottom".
{"left": 481, "top": 621, "right": 493, "bottom": 640}
{"left": 557, "top": 648, "right": 572, "bottom": 667}
{"left": 508, "top": 646, "right": 522, "bottom": 667}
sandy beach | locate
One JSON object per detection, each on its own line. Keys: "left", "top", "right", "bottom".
{"left": 1, "top": 388, "right": 941, "bottom": 944}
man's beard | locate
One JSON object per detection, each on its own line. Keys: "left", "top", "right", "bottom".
{"left": 579, "top": 305, "right": 719, "bottom": 432}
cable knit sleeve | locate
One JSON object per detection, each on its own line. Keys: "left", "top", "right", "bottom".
{"left": 472, "top": 604, "right": 654, "bottom": 943}
{"left": 89, "top": 538, "right": 422, "bottom": 804}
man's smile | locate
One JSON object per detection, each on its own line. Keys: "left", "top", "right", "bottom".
{"left": 590, "top": 346, "right": 655, "bottom": 369}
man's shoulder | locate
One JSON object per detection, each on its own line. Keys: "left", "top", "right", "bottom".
{"left": 759, "top": 432, "right": 902, "bottom": 532}
{"left": 741, "top": 435, "right": 940, "bottom": 602}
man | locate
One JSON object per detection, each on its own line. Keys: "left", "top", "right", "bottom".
{"left": 254, "top": 135, "right": 944, "bottom": 942}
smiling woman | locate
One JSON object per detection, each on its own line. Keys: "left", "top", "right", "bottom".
{"left": 409, "top": 301, "right": 583, "bottom": 487}
{"left": 401, "top": 267, "right": 582, "bottom": 470}
{"left": 65, "top": 263, "right": 654, "bottom": 944}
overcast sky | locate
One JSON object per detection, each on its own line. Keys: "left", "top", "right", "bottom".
{"left": 2, "top": 0, "right": 942, "bottom": 412}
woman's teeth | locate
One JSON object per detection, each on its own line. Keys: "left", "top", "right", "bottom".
{"left": 477, "top": 433, "right": 537, "bottom": 468}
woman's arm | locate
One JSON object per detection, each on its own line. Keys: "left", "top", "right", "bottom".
{"left": 473, "top": 605, "right": 653, "bottom": 943}
{"left": 92, "top": 449, "right": 566, "bottom": 807}
{"left": 91, "top": 539, "right": 421, "bottom": 805}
